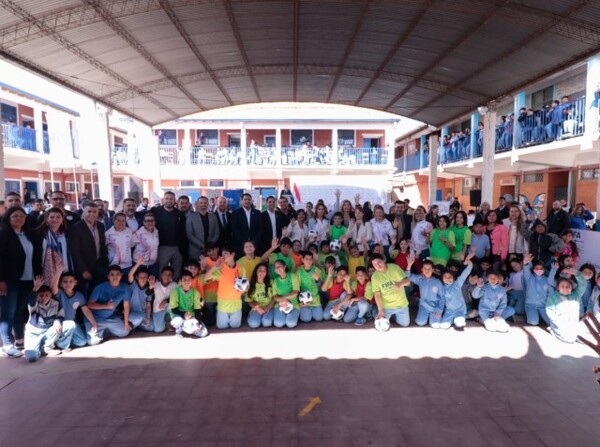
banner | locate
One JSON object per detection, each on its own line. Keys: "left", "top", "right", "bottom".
{"left": 572, "top": 228, "right": 600, "bottom": 268}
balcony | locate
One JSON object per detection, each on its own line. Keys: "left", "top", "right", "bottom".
{"left": 2, "top": 122, "right": 37, "bottom": 151}
{"left": 42, "top": 130, "right": 50, "bottom": 154}
{"left": 112, "top": 144, "right": 139, "bottom": 166}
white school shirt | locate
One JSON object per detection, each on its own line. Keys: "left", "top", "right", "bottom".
{"left": 153, "top": 281, "right": 177, "bottom": 313}
{"left": 132, "top": 227, "right": 159, "bottom": 266}
{"left": 311, "top": 218, "right": 329, "bottom": 242}
{"left": 369, "top": 218, "right": 395, "bottom": 246}
{"left": 411, "top": 220, "right": 433, "bottom": 252}
{"left": 105, "top": 226, "right": 133, "bottom": 269}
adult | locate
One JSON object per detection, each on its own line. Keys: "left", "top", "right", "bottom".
{"left": 450, "top": 211, "right": 472, "bottom": 261}
{"left": 523, "top": 220, "right": 565, "bottom": 265}
{"left": 0, "top": 207, "right": 34, "bottom": 357}
{"left": 132, "top": 213, "right": 160, "bottom": 278}
{"left": 485, "top": 210, "right": 509, "bottom": 266}
{"left": 370, "top": 204, "right": 396, "bottom": 256}
{"left": 69, "top": 202, "right": 108, "bottom": 296}
{"left": 136, "top": 197, "right": 150, "bottom": 213}
{"left": 93, "top": 198, "right": 112, "bottom": 230}
{"left": 150, "top": 191, "right": 187, "bottom": 279}
{"left": 474, "top": 201, "right": 491, "bottom": 225}
{"left": 122, "top": 198, "right": 143, "bottom": 231}
{"left": 178, "top": 195, "right": 193, "bottom": 218}
{"left": 284, "top": 209, "right": 310, "bottom": 249}
{"left": 522, "top": 201, "right": 537, "bottom": 221}
{"left": 230, "top": 193, "right": 263, "bottom": 259}
{"left": 310, "top": 203, "right": 330, "bottom": 242}
{"left": 411, "top": 207, "right": 434, "bottom": 260}
{"left": 503, "top": 205, "right": 527, "bottom": 255}
{"left": 546, "top": 200, "right": 571, "bottom": 236}
{"left": 32, "top": 207, "right": 72, "bottom": 287}
{"left": 214, "top": 196, "right": 232, "bottom": 246}
{"left": 5, "top": 191, "right": 36, "bottom": 230}
{"left": 346, "top": 205, "right": 372, "bottom": 253}
{"left": 280, "top": 184, "right": 295, "bottom": 205}
{"left": 496, "top": 196, "right": 510, "bottom": 221}
{"left": 27, "top": 199, "right": 45, "bottom": 223}
{"left": 105, "top": 212, "right": 134, "bottom": 276}
{"left": 425, "top": 204, "right": 440, "bottom": 228}
{"left": 339, "top": 199, "right": 355, "bottom": 227}
{"left": 46, "top": 191, "right": 80, "bottom": 227}
{"left": 391, "top": 200, "right": 412, "bottom": 242}
{"left": 570, "top": 204, "right": 594, "bottom": 230}
{"left": 261, "top": 196, "right": 289, "bottom": 253}
{"left": 277, "top": 196, "right": 297, "bottom": 221}
{"left": 186, "top": 196, "right": 220, "bottom": 259}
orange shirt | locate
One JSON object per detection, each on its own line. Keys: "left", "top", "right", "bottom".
{"left": 291, "top": 251, "right": 303, "bottom": 269}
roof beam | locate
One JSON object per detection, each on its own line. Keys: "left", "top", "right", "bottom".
{"left": 158, "top": 0, "right": 233, "bottom": 106}
{"left": 411, "top": 0, "right": 594, "bottom": 117}
{"left": 352, "top": 0, "right": 433, "bottom": 106}
{"left": 222, "top": 0, "right": 261, "bottom": 102}
{"left": 326, "top": 0, "right": 372, "bottom": 103}
{"left": 384, "top": 0, "right": 510, "bottom": 111}
{"left": 83, "top": 0, "right": 205, "bottom": 111}
{"left": 292, "top": 0, "right": 300, "bottom": 102}
{"left": 0, "top": 0, "right": 178, "bottom": 118}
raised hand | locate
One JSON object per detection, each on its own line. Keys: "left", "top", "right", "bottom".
{"left": 33, "top": 275, "right": 44, "bottom": 291}
{"left": 354, "top": 193, "right": 361, "bottom": 204}
{"left": 476, "top": 278, "right": 485, "bottom": 288}
{"left": 271, "top": 238, "right": 280, "bottom": 250}
{"left": 523, "top": 253, "right": 534, "bottom": 265}
{"left": 578, "top": 313, "right": 600, "bottom": 385}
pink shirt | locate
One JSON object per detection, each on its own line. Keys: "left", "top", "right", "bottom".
{"left": 488, "top": 224, "right": 508, "bottom": 260}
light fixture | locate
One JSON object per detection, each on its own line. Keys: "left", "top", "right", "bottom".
{"left": 477, "top": 106, "right": 489, "bottom": 114}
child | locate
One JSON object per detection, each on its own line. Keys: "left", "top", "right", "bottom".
{"left": 522, "top": 254, "right": 553, "bottom": 326}
{"left": 370, "top": 254, "right": 412, "bottom": 327}
{"left": 472, "top": 270, "right": 512, "bottom": 332}
{"left": 470, "top": 222, "right": 491, "bottom": 261}
{"left": 507, "top": 257, "right": 526, "bottom": 315}
{"left": 439, "top": 254, "right": 475, "bottom": 330}
{"left": 462, "top": 268, "right": 481, "bottom": 319}
{"left": 24, "top": 276, "right": 75, "bottom": 361}
{"left": 405, "top": 258, "right": 444, "bottom": 328}
{"left": 246, "top": 263, "right": 275, "bottom": 328}
{"left": 322, "top": 265, "right": 353, "bottom": 320}
{"left": 579, "top": 263, "right": 597, "bottom": 316}
{"left": 290, "top": 240, "right": 304, "bottom": 269}
{"left": 343, "top": 266, "right": 373, "bottom": 326}
{"left": 272, "top": 260, "right": 301, "bottom": 328}
{"left": 297, "top": 251, "right": 324, "bottom": 323}
{"left": 546, "top": 269, "right": 586, "bottom": 343}
{"left": 185, "top": 259, "right": 205, "bottom": 299}
{"left": 560, "top": 229, "right": 579, "bottom": 267}
{"left": 152, "top": 266, "right": 176, "bottom": 333}
{"left": 261, "top": 237, "right": 295, "bottom": 278}
{"left": 329, "top": 212, "right": 347, "bottom": 241}
{"left": 318, "top": 240, "right": 338, "bottom": 268}
{"left": 201, "top": 242, "right": 221, "bottom": 326}
{"left": 127, "top": 258, "right": 155, "bottom": 332}
{"left": 237, "top": 241, "right": 262, "bottom": 280}
{"left": 346, "top": 242, "right": 367, "bottom": 280}
{"left": 169, "top": 270, "right": 208, "bottom": 338}
{"left": 204, "top": 246, "right": 245, "bottom": 329}
{"left": 390, "top": 239, "right": 411, "bottom": 271}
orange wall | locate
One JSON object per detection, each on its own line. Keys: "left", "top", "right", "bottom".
{"left": 18, "top": 104, "right": 34, "bottom": 127}
{"left": 247, "top": 129, "right": 276, "bottom": 145}
{"left": 314, "top": 129, "right": 332, "bottom": 146}
{"left": 356, "top": 129, "right": 385, "bottom": 147}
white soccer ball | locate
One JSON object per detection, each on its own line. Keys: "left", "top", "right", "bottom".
{"left": 280, "top": 302, "right": 294, "bottom": 314}
{"left": 308, "top": 229, "right": 318, "bottom": 239}
{"left": 330, "top": 308, "right": 344, "bottom": 321}
{"left": 374, "top": 317, "right": 391, "bottom": 332}
{"left": 298, "top": 291, "right": 313, "bottom": 304}
{"left": 330, "top": 239, "right": 342, "bottom": 251}
{"left": 234, "top": 277, "right": 249, "bottom": 292}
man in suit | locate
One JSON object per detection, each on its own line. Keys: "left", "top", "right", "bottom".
{"left": 44, "top": 190, "right": 81, "bottom": 228}
{"left": 69, "top": 202, "right": 108, "bottom": 296}
{"left": 230, "top": 193, "right": 263, "bottom": 259}
{"left": 261, "top": 195, "right": 288, "bottom": 254}
{"left": 214, "top": 196, "right": 232, "bottom": 247}
{"left": 122, "top": 198, "right": 144, "bottom": 232}
{"left": 186, "top": 196, "right": 220, "bottom": 259}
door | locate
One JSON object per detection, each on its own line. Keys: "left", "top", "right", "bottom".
{"left": 24, "top": 181, "right": 39, "bottom": 204}
{"left": 228, "top": 135, "right": 241, "bottom": 147}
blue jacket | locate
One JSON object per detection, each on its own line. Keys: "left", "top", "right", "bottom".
{"left": 442, "top": 263, "right": 473, "bottom": 313}
{"left": 522, "top": 263, "right": 554, "bottom": 307}
{"left": 407, "top": 273, "right": 444, "bottom": 313}
{"left": 473, "top": 283, "right": 507, "bottom": 316}
{"left": 570, "top": 210, "right": 593, "bottom": 230}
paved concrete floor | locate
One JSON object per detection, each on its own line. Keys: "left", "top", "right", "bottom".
{"left": 0, "top": 321, "right": 599, "bottom": 447}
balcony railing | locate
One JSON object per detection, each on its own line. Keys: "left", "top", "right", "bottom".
{"left": 42, "top": 130, "right": 50, "bottom": 154}
{"left": 112, "top": 145, "right": 139, "bottom": 166}
{"left": 159, "top": 145, "right": 389, "bottom": 167}
{"left": 2, "top": 122, "right": 37, "bottom": 151}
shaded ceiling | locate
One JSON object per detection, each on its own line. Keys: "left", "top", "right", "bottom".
{"left": 0, "top": 0, "right": 599, "bottom": 127}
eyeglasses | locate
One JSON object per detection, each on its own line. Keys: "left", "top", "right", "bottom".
{"left": 51, "top": 197, "right": 66, "bottom": 201}
{"left": 144, "top": 219, "right": 155, "bottom": 223}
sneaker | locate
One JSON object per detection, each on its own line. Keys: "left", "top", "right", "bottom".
{"left": 354, "top": 317, "right": 366, "bottom": 326}
{"left": 453, "top": 326, "right": 465, "bottom": 332}
{"left": 175, "top": 332, "right": 183, "bottom": 339}
{"left": 15, "top": 341, "right": 24, "bottom": 350}
{"left": 1, "top": 345, "right": 23, "bottom": 358}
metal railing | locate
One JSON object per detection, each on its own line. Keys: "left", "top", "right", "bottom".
{"left": 2, "top": 122, "right": 37, "bottom": 151}
{"left": 42, "top": 130, "right": 50, "bottom": 154}
{"left": 281, "top": 146, "right": 333, "bottom": 166}
{"left": 190, "top": 146, "right": 242, "bottom": 165}
{"left": 112, "top": 145, "right": 139, "bottom": 166}
{"left": 339, "top": 147, "right": 387, "bottom": 165}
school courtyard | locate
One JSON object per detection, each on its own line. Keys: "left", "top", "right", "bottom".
{"left": 1, "top": 321, "right": 598, "bottom": 447}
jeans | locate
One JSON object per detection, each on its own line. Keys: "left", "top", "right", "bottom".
{"left": 216, "top": 310, "right": 242, "bottom": 329}
{"left": 24, "top": 321, "right": 76, "bottom": 362}
{"left": 525, "top": 304, "right": 550, "bottom": 326}
{"left": 153, "top": 309, "right": 169, "bottom": 333}
{"left": 0, "top": 280, "right": 31, "bottom": 345}
{"left": 508, "top": 290, "right": 526, "bottom": 315}
{"left": 157, "top": 246, "right": 183, "bottom": 280}
{"left": 383, "top": 307, "right": 410, "bottom": 327}
{"left": 129, "top": 311, "right": 154, "bottom": 331}
{"left": 273, "top": 308, "right": 300, "bottom": 328}
{"left": 299, "top": 306, "right": 323, "bottom": 323}
{"left": 342, "top": 302, "right": 360, "bottom": 323}
{"left": 440, "top": 308, "right": 466, "bottom": 329}
{"left": 323, "top": 295, "right": 347, "bottom": 321}
{"left": 247, "top": 309, "right": 275, "bottom": 328}
{"left": 415, "top": 307, "right": 442, "bottom": 328}
{"left": 85, "top": 316, "right": 130, "bottom": 344}
{"left": 70, "top": 323, "right": 89, "bottom": 347}
{"left": 202, "top": 303, "right": 217, "bottom": 327}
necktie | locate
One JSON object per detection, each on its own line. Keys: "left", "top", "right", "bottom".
{"left": 221, "top": 213, "right": 227, "bottom": 228}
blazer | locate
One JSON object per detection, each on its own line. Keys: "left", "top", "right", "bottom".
{"left": 186, "top": 212, "right": 220, "bottom": 259}
{"left": 214, "top": 210, "right": 232, "bottom": 246}
{"left": 260, "top": 209, "right": 289, "bottom": 252}
{"left": 230, "top": 207, "right": 263, "bottom": 257}
{"left": 68, "top": 220, "right": 108, "bottom": 277}
{"left": 0, "top": 227, "right": 34, "bottom": 282}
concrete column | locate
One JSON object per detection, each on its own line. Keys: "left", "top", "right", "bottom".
{"left": 240, "top": 123, "right": 247, "bottom": 166}
{"left": 275, "top": 128, "right": 282, "bottom": 166}
{"left": 441, "top": 127, "right": 449, "bottom": 138}
{"left": 182, "top": 130, "right": 191, "bottom": 165}
{"left": 427, "top": 134, "right": 439, "bottom": 207}
{"left": 420, "top": 135, "right": 426, "bottom": 169}
{"left": 384, "top": 128, "right": 394, "bottom": 168}
{"left": 584, "top": 53, "right": 600, "bottom": 141}
{"left": 513, "top": 91, "right": 526, "bottom": 149}
{"left": 481, "top": 106, "right": 497, "bottom": 207}
{"left": 33, "top": 106, "right": 44, "bottom": 153}
{"left": 470, "top": 113, "right": 479, "bottom": 158}
{"left": 331, "top": 128, "right": 338, "bottom": 166}
{"left": 0, "top": 121, "right": 4, "bottom": 199}
{"left": 97, "top": 111, "right": 114, "bottom": 208}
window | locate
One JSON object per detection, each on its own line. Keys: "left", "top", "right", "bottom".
{"left": 180, "top": 180, "right": 195, "bottom": 187}
{"left": 522, "top": 173, "right": 544, "bottom": 183}
{"left": 1, "top": 103, "right": 17, "bottom": 123}
{"left": 531, "top": 86, "right": 554, "bottom": 110}
{"left": 291, "top": 129, "right": 312, "bottom": 146}
{"left": 197, "top": 129, "right": 218, "bottom": 146}
{"left": 158, "top": 129, "right": 177, "bottom": 145}
{"left": 338, "top": 130, "right": 355, "bottom": 147}
{"left": 264, "top": 135, "right": 275, "bottom": 146}
{"left": 461, "top": 178, "right": 474, "bottom": 195}
{"left": 580, "top": 168, "right": 599, "bottom": 180}
{"left": 44, "top": 181, "right": 61, "bottom": 193}
{"left": 65, "top": 182, "right": 79, "bottom": 193}
{"left": 208, "top": 179, "right": 224, "bottom": 188}
{"left": 4, "top": 179, "right": 21, "bottom": 194}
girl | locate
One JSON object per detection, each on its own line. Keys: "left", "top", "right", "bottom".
{"left": 430, "top": 215, "right": 455, "bottom": 267}
{"left": 439, "top": 254, "right": 475, "bottom": 330}
{"left": 546, "top": 269, "right": 586, "bottom": 343}
{"left": 346, "top": 205, "right": 372, "bottom": 253}
{"left": 342, "top": 266, "right": 372, "bottom": 325}
{"left": 522, "top": 254, "right": 553, "bottom": 326}
{"left": 246, "top": 263, "right": 275, "bottom": 328}
{"left": 296, "top": 252, "right": 323, "bottom": 323}
{"left": 450, "top": 211, "right": 471, "bottom": 262}
{"left": 322, "top": 265, "right": 353, "bottom": 320}
{"left": 272, "top": 260, "right": 301, "bottom": 328}
{"left": 369, "top": 205, "right": 395, "bottom": 258}
{"left": 559, "top": 230, "right": 579, "bottom": 267}
{"left": 579, "top": 263, "right": 597, "bottom": 316}
{"left": 507, "top": 257, "right": 526, "bottom": 315}
{"left": 237, "top": 241, "right": 261, "bottom": 280}
{"left": 472, "top": 270, "right": 513, "bottom": 332}
{"left": 485, "top": 210, "right": 508, "bottom": 268}
{"left": 390, "top": 239, "right": 411, "bottom": 271}
{"left": 411, "top": 207, "right": 433, "bottom": 261}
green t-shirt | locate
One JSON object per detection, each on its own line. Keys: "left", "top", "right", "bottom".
{"left": 169, "top": 286, "right": 202, "bottom": 318}
{"left": 245, "top": 282, "right": 273, "bottom": 307}
{"left": 370, "top": 263, "right": 408, "bottom": 309}
{"left": 269, "top": 252, "right": 295, "bottom": 278}
{"left": 450, "top": 225, "right": 472, "bottom": 260}
{"left": 273, "top": 272, "right": 300, "bottom": 308}
{"left": 430, "top": 228, "right": 456, "bottom": 266}
{"left": 296, "top": 266, "right": 322, "bottom": 307}
{"left": 330, "top": 225, "right": 347, "bottom": 241}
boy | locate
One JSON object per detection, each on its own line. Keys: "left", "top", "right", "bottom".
{"left": 342, "top": 266, "right": 373, "bottom": 325}
{"left": 322, "top": 265, "right": 353, "bottom": 320}
{"left": 201, "top": 242, "right": 220, "bottom": 326}
{"left": 152, "top": 266, "right": 176, "bottom": 333}
{"left": 472, "top": 271, "right": 513, "bottom": 332}
{"left": 24, "top": 275, "right": 75, "bottom": 361}
{"left": 127, "top": 257, "right": 155, "bottom": 332}
{"left": 169, "top": 270, "right": 208, "bottom": 338}
{"left": 329, "top": 212, "right": 347, "bottom": 241}
{"left": 85, "top": 265, "right": 132, "bottom": 344}
{"left": 405, "top": 258, "right": 444, "bottom": 328}
{"left": 370, "top": 254, "right": 412, "bottom": 327}
{"left": 296, "top": 251, "right": 324, "bottom": 323}
{"left": 261, "top": 237, "right": 295, "bottom": 278}
{"left": 470, "top": 222, "right": 491, "bottom": 261}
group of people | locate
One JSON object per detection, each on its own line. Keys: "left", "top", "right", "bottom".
{"left": 0, "top": 188, "right": 598, "bottom": 362}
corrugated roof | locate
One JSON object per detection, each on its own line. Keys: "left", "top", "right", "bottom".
{"left": 0, "top": 0, "right": 598, "bottom": 126}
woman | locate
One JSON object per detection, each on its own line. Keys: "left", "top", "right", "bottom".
{"left": 32, "top": 207, "right": 72, "bottom": 287}
{"left": 132, "top": 212, "right": 160, "bottom": 278}
{"left": 450, "top": 211, "right": 471, "bottom": 261}
{"left": 246, "top": 263, "right": 275, "bottom": 329}
{"left": 411, "top": 207, "right": 433, "bottom": 261}
{"left": 272, "top": 260, "right": 301, "bottom": 328}
{"left": 485, "top": 210, "right": 509, "bottom": 267}
{"left": 522, "top": 201, "right": 537, "bottom": 221}
{"left": 0, "top": 207, "right": 35, "bottom": 357}
{"left": 346, "top": 205, "right": 372, "bottom": 253}
{"left": 570, "top": 204, "right": 594, "bottom": 230}
{"left": 285, "top": 209, "right": 309, "bottom": 249}
{"left": 339, "top": 200, "right": 355, "bottom": 226}
{"left": 105, "top": 212, "right": 134, "bottom": 276}
{"left": 503, "top": 205, "right": 527, "bottom": 255}
{"left": 475, "top": 201, "right": 491, "bottom": 224}
{"left": 425, "top": 204, "right": 440, "bottom": 227}
{"left": 309, "top": 203, "right": 330, "bottom": 242}
{"left": 369, "top": 204, "right": 395, "bottom": 258}
{"left": 430, "top": 215, "right": 455, "bottom": 266}
{"left": 362, "top": 201, "right": 373, "bottom": 222}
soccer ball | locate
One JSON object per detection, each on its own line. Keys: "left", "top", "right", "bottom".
{"left": 280, "top": 302, "right": 294, "bottom": 314}
{"left": 308, "top": 229, "right": 318, "bottom": 239}
{"left": 330, "top": 308, "right": 345, "bottom": 321}
{"left": 234, "top": 277, "right": 249, "bottom": 292}
{"left": 298, "top": 291, "right": 313, "bottom": 304}
{"left": 330, "top": 239, "right": 342, "bottom": 251}
{"left": 374, "top": 317, "right": 391, "bottom": 332}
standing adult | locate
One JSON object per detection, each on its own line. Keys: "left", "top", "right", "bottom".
{"left": 0, "top": 207, "right": 35, "bottom": 357}
{"left": 496, "top": 196, "right": 510, "bottom": 221}
{"left": 150, "top": 191, "right": 186, "bottom": 279}
{"left": 370, "top": 204, "right": 396, "bottom": 257}
{"left": 474, "top": 201, "right": 491, "bottom": 225}
{"left": 69, "top": 202, "right": 108, "bottom": 296}
{"left": 132, "top": 213, "right": 160, "bottom": 278}
{"left": 27, "top": 199, "right": 45, "bottom": 223}
{"left": 214, "top": 196, "right": 232, "bottom": 246}
{"left": 230, "top": 193, "right": 263, "bottom": 259}
{"left": 122, "top": 198, "right": 143, "bottom": 232}
{"left": 570, "top": 204, "right": 594, "bottom": 230}
{"left": 261, "top": 196, "right": 288, "bottom": 253}
{"left": 546, "top": 200, "right": 571, "bottom": 236}
{"left": 278, "top": 196, "right": 297, "bottom": 221}
{"left": 32, "top": 207, "right": 72, "bottom": 287}
{"left": 346, "top": 205, "right": 372, "bottom": 253}
{"left": 186, "top": 196, "right": 220, "bottom": 259}
{"left": 178, "top": 195, "right": 193, "bottom": 218}
{"left": 5, "top": 191, "right": 36, "bottom": 230}
{"left": 46, "top": 191, "right": 81, "bottom": 227}
{"left": 485, "top": 210, "right": 509, "bottom": 267}
{"left": 392, "top": 200, "right": 412, "bottom": 242}
{"left": 503, "top": 205, "right": 527, "bottom": 255}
